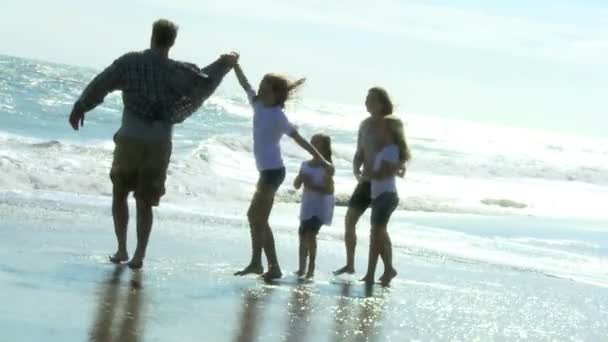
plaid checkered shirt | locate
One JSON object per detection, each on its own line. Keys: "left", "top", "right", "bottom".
{"left": 74, "top": 49, "right": 231, "bottom": 124}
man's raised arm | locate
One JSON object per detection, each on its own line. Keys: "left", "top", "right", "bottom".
{"left": 69, "top": 58, "right": 125, "bottom": 130}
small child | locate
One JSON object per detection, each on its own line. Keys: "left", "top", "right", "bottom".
{"left": 293, "top": 134, "right": 335, "bottom": 279}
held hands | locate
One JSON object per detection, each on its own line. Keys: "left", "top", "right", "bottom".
{"left": 69, "top": 107, "right": 85, "bottom": 130}
{"left": 220, "top": 51, "right": 240, "bottom": 67}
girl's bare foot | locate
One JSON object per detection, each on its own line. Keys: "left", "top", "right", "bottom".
{"left": 379, "top": 268, "right": 397, "bottom": 287}
{"left": 262, "top": 266, "right": 283, "bottom": 282}
{"left": 360, "top": 274, "right": 375, "bottom": 285}
{"left": 234, "top": 264, "right": 264, "bottom": 276}
{"left": 109, "top": 251, "right": 129, "bottom": 264}
{"left": 333, "top": 265, "right": 355, "bottom": 276}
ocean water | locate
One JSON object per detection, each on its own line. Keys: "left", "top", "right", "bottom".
{"left": 1, "top": 54, "right": 608, "bottom": 218}
{"left": 2, "top": 54, "right": 608, "bottom": 340}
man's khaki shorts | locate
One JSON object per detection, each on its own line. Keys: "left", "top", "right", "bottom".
{"left": 110, "top": 135, "right": 172, "bottom": 206}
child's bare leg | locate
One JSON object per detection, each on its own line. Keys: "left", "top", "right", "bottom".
{"left": 110, "top": 188, "right": 129, "bottom": 263}
{"left": 305, "top": 233, "right": 317, "bottom": 279}
{"left": 297, "top": 233, "right": 307, "bottom": 277}
{"left": 127, "top": 199, "right": 154, "bottom": 269}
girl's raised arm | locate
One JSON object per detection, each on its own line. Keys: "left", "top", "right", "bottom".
{"left": 233, "top": 64, "right": 254, "bottom": 96}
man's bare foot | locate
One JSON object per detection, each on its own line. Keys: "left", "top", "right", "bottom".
{"left": 360, "top": 274, "right": 375, "bottom": 285}
{"left": 379, "top": 268, "right": 397, "bottom": 286}
{"left": 127, "top": 258, "right": 143, "bottom": 270}
{"left": 333, "top": 265, "right": 355, "bottom": 276}
{"left": 262, "top": 267, "right": 283, "bottom": 282}
{"left": 234, "top": 264, "right": 264, "bottom": 276}
{"left": 109, "top": 251, "right": 129, "bottom": 264}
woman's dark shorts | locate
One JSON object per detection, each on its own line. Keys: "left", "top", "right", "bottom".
{"left": 370, "top": 192, "right": 399, "bottom": 226}
{"left": 299, "top": 216, "right": 323, "bottom": 235}
{"left": 347, "top": 181, "right": 372, "bottom": 212}
{"left": 257, "top": 167, "right": 286, "bottom": 192}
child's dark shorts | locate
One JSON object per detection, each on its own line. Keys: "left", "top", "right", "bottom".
{"left": 299, "top": 216, "right": 323, "bottom": 235}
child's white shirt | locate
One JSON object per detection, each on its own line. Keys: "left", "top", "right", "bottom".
{"left": 299, "top": 161, "right": 334, "bottom": 225}
{"left": 371, "top": 144, "right": 400, "bottom": 199}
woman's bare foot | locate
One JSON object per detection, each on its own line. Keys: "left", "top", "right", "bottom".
{"left": 127, "top": 258, "right": 143, "bottom": 270}
{"left": 109, "top": 251, "right": 129, "bottom": 264}
{"left": 262, "top": 266, "right": 283, "bottom": 282}
{"left": 234, "top": 264, "right": 264, "bottom": 276}
{"left": 360, "top": 274, "right": 375, "bottom": 285}
{"left": 379, "top": 268, "right": 397, "bottom": 287}
{"left": 333, "top": 265, "right": 355, "bottom": 276}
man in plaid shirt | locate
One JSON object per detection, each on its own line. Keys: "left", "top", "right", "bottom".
{"left": 69, "top": 19, "right": 238, "bottom": 269}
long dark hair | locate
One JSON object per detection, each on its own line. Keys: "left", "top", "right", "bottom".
{"left": 385, "top": 116, "right": 412, "bottom": 163}
{"left": 369, "top": 86, "right": 393, "bottom": 116}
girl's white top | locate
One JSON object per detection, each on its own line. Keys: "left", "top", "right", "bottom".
{"left": 371, "top": 144, "right": 400, "bottom": 199}
{"left": 247, "top": 89, "right": 295, "bottom": 171}
{"left": 299, "top": 161, "right": 334, "bottom": 225}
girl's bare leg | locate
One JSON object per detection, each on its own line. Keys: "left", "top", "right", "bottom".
{"left": 235, "top": 186, "right": 275, "bottom": 276}
{"left": 305, "top": 233, "right": 317, "bottom": 279}
{"left": 297, "top": 234, "right": 307, "bottom": 277}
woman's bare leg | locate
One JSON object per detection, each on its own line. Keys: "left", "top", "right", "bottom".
{"left": 361, "top": 225, "right": 383, "bottom": 284}
{"left": 378, "top": 229, "right": 397, "bottom": 286}
{"left": 334, "top": 207, "right": 364, "bottom": 275}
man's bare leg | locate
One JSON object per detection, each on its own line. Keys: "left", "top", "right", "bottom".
{"left": 127, "top": 199, "right": 153, "bottom": 269}
{"left": 110, "top": 188, "right": 129, "bottom": 263}
{"left": 334, "top": 207, "right": 364, "bottom": 275}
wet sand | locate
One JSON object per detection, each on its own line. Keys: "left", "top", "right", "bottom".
{"left": 1, "top": 195, "right": 607, "bottom": 341}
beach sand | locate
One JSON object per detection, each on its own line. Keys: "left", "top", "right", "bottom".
{"left": 1, "top": 193, "right": 607, "bottom": 341}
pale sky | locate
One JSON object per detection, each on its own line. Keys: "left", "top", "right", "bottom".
{"left": 1, "top": 0, "right": 607, "bottom": 137}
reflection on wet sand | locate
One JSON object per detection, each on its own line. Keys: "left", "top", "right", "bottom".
{"left": 232, "top": 280, "right": 389, "bottom": 342}
{"left": 88, "top": 267, "right": 145, "bottom": 342}
{"left": 233, "top": 287, "right": 273, "bottom": 342}
{"left": 333, "top": 283, "right": 388, "bottom": 342}
{"left": 284, "top": 285, "right": 313, "bottom": 342}
{"left": 355, "top": 284, "right": 386, "bottom": 342}
{"left": 333, "top": 282, "right": 353, "bottom": 342}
